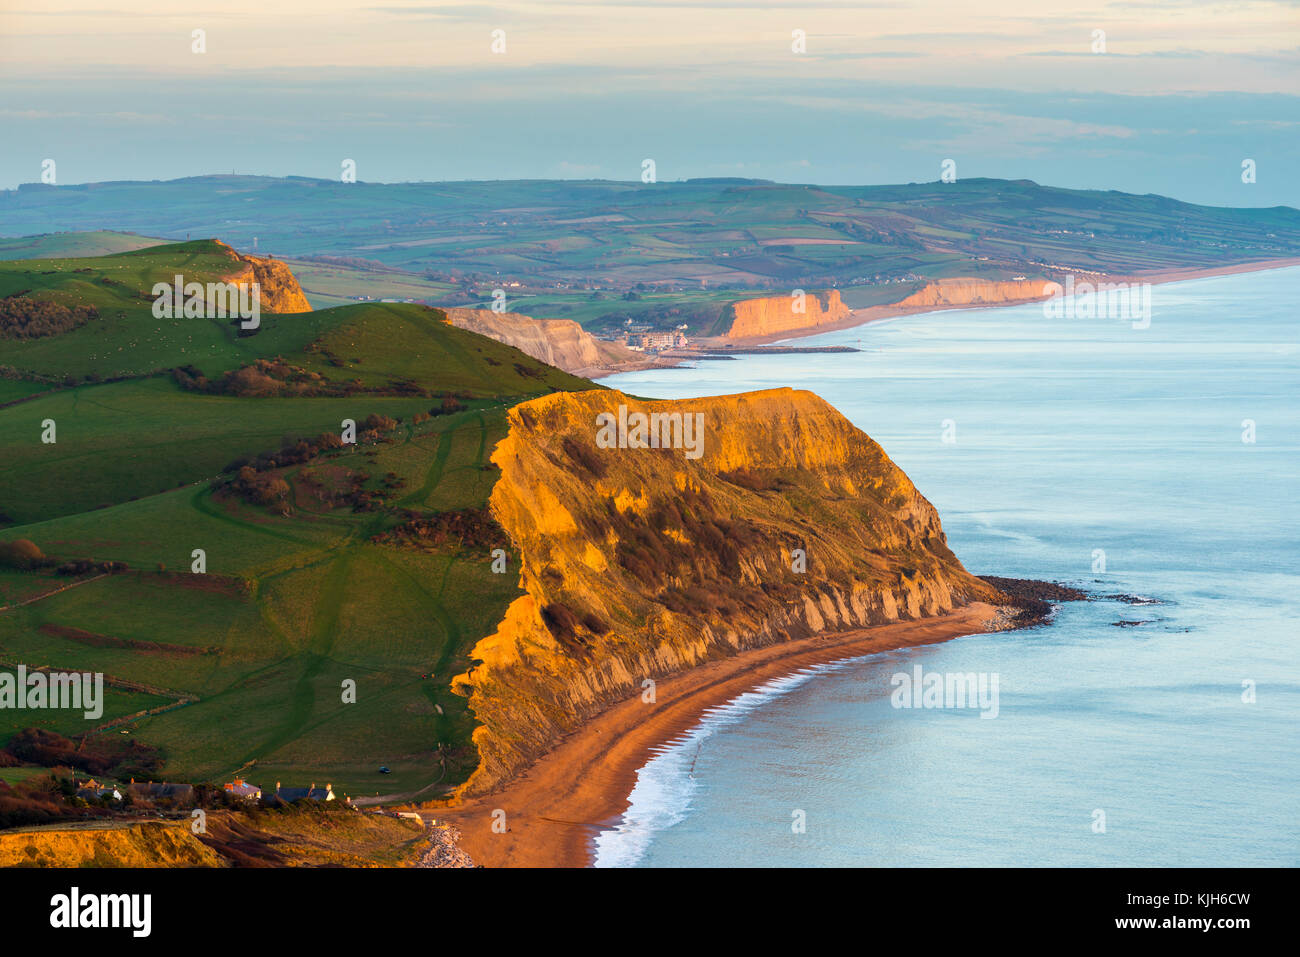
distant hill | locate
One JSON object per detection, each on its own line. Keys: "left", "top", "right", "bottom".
{"left": 0, "top": 231, "right": 168, "bottom": 261}
{"left": 3, "top": 177, "right": 1298, "bottom": 312}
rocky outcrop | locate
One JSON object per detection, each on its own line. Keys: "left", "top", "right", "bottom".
{"left": 443, "top": 308, "right": 637, "bottom": 376}
{"left": 451, "top": 388, "right": 1003, "bottom": 794}
{"left": 214, "top": 240, "right": 312, "bottom": 313}
{"left": 723, "top": 289, "right": 850, "bottom": 338}
{"left": 894, "top": 278, "right": 1051, "bottom": 310}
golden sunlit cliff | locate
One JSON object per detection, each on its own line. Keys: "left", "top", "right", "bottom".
{"left": 443, "top": 308, "right": 638, "bottom": 376}
{"left": 894, "top": 278, "right": 1051, "bottom": 310}
{"left": 723, "top": 289, "right": 850, "bottom": 338}
{"left": 451, "top": 388, "right": 1003, "bottom": 794}
{"left": 213, "top": 240, "right": 313, "bottom": 313}
{"left": 0, "top": 822, "right": 224, "bottom": 868}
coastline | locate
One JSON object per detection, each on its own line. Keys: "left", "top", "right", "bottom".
{"left": 642, "top": 257, "right": 1300, "bottom": 354}
{"left": 429, "top": 600, "right": 1011, "bottom": 868}
{"left": 418, "top": 261, "right": 1300, "bottom": 867}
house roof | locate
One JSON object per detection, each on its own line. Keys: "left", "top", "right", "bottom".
{"left": 274, "top": 783, "right": 333, "bottom": 801}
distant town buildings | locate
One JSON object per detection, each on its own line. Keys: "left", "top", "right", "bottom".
{"left": 73, "top": 776, "right": 343, "bottom": 806}
{"left": 626, "top": 330, "right": 688, "bottom": 353}
{"left": 77, "top": 778, "right": 122, "bottom": 801}
{"left": 126, "top": 780, "right": 194, "bottom": 803}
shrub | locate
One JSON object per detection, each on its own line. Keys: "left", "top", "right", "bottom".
{"left": 0, "top": 296, "right": 99, "bottom": 339}
{"left": 0, "top": 538, "right": 45, "bottom": 570}
{"left": 371, "top": 507, "right": 504, "bottom": 551}
{"left": 4, "top": 728, "right": 164, "bottom": 779}
{"left": 55, "top": 559, "right": 128, "bottom": 576}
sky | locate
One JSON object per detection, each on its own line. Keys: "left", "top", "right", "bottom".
{"left": 1, "top": 0, "right": 1297, "bottom": 207}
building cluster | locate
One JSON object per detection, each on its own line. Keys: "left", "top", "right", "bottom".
{"left": 77, "top": 778, "right": 193, "bottom": 804}
{"left": 625, "top": 328, "right": 689, "bottom": 353}
{"left": 74, "top": 777, "right": 339, "bottom": 806}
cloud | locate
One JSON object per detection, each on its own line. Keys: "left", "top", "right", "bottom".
{"left": 369, "top": 4, "right": 510, "bottom": 18}
{"left": 543, "top": 0, "right": 901, "bottom": 7}
{"left": 1023, "top": 48, "right": 1211, "bottom": 58}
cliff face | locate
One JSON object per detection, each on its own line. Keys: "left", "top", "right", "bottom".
{"left": 724, "top": 289, "right": 850, "bottom": 338}
{"left": 444, "top": 308, "right": 636, "bottom": 376}
{"left": 451, "top": 388, "right": 1001, "bottom": 794}
{"left": 213, "top": 240, "right": 312, "bottom": 313}
{"left": 0, "top": 821, "right": 224, "bottom": 868}
{"left": 895, "top": 278, "right": 1050, "bottom": 310}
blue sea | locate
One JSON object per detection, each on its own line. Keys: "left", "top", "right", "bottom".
{"left": 596, "top": 268, "right": 1300, "bottom": 867}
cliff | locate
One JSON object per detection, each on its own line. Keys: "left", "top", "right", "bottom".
{"left": 213, "top": 240, "right": 312, "bottom": 313}
{"left": 443, "top": 308, "right": 637, "bottom": 376}
{"left": 0, "top": 811, "right": 428, "bottom": 867}
{"left": 451, "top": 388, "right": 1003, "bottom": 794}
{"left": 0, "top": 821, "right": 224, "bottom": 868}
{"left": 894, "top": 278, "right": 1051, "bottom": 310}
{"left": 724, "top": 289, "right": 850, "bottom": 338}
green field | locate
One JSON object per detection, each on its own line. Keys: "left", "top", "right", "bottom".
{"left": 0, "top": 766, "right": 59, "bottom": 786}
{"left": 283, "top": 258, "right": 459, "bottom": 309}
{"left": 0, "top": 231, "right": 168, "bottom": 261}
{"left": 0, "top": 240, "right": 594, "bottom": 798}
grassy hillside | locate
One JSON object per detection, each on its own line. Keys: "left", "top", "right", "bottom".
{"left": 0, "top": 241, "right": 596, "bottom": 800}
{"left": 0, "top": 240, "right": 595, "bottom": 386}
{"left": 0, "top": 239, "right": 261, "bottom": 310}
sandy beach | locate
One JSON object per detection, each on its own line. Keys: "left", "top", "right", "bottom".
{"left": 429, "top": 601, "right": 1008, "bottom": 868}
{"left": 682, "top": 257, "right": 1300, "bottom": 350}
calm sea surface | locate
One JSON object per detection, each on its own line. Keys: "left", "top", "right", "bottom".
{"left": 595, "top": 267, "right": 1300, "bottom": 867}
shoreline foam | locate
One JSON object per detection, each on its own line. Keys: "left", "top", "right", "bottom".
{"left": 590, "top": 653, "right": 868, "bottom": 867}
